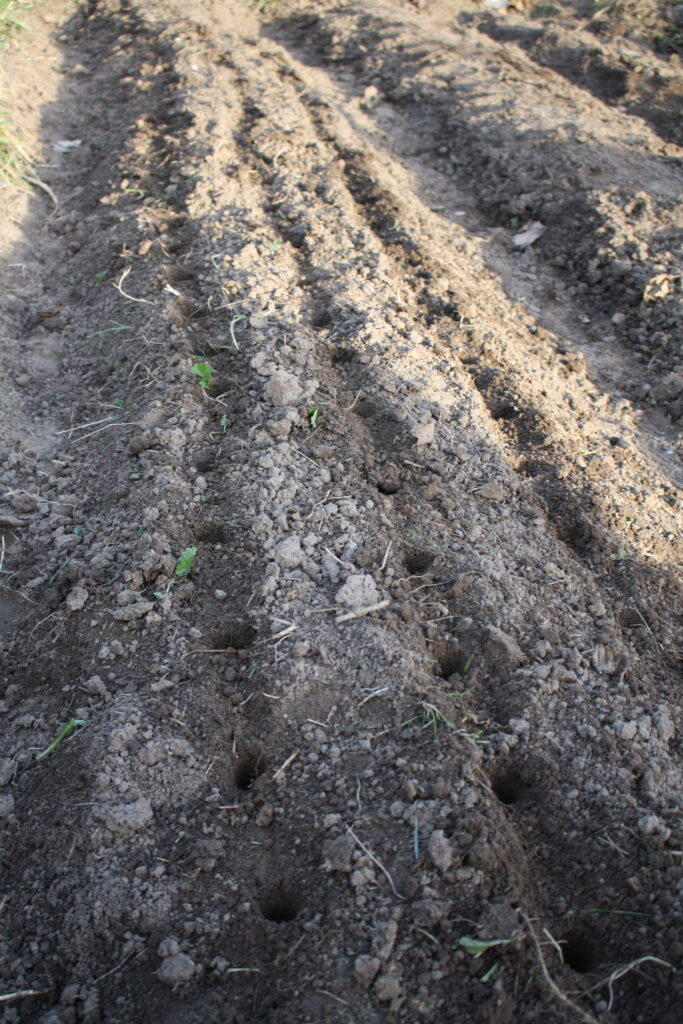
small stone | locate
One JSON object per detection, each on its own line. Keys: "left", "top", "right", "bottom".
{"left": 638, "top": 814, "right": 667, "bottom": 837}
{"left": 411, "top": 419, "right": 436, "bottom": 446}
{"left": 157, "top": 952, "right": 196, "bottom": 986}
{"left": 477, "top": 481, "right": 507, "bottom": 501}
{"left": 354, "top": 954, "right": 381, "bottom": 988}
{"left": 255, "top": 804, "right": 274, "bottom": 828}
{"left": 592, "top": 644, "right": 618, "bottom": 674}
{"left": 487, "top": 626, "right": 525, "bottom": 668}
{"left": 653, "top": 711, "right": 674, "bottom": 743}
{"left": 66, "top": 586, "right": 89, "bottom": 612}
{"left": 429, "top": 830, "right": 453, "bottom": 873}
{"left": 214, "top": 589, "right": 227, "bottom": 600}
{"left": 336, "top": 573, "right": 379, "bottom": 609}
{"left": 322, "top": 834, "right": 355, "bottom": 873}
{"left": 374, "top": 972, "right": 402, "bottom": 1002}
{"left": 82, "top": 675, "right": 108, "bottom": 698}
{"left": 0, "top": 758, "right": 15, "bottom": 786}
{"left": 112, "top": 600, "right": 155, "bottom": 621}
{"left": 372, "top": 920, "right": 398, "bottom": 961}
{"left": 0, "top": 793, "right": 15, "bottom": 818}
{"left": 614, "top": 720, "right": 637, "bottom": 741}
{"left": 412, "top": 899, "right": 452, "bottom": 927}
{"left": 158, "top": 938, "right": 180, "bottom": 958}
{"left": 95, "top": 796, "right": 153, "bottom": 836}
{"left": 322, "top": 813, "right": 342, "bottom": 829}
{"left": 265, "top": 370, "right": 302, "bottom": 407}
{"left": 274, "top": 536, "right": 303, "bottom": 569}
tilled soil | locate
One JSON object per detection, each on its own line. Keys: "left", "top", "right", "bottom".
{"left": 0, "top": 1, "right": 681, "bottom": 1022}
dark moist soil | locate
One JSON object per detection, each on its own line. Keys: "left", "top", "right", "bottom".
{"left": 0, "top": 1, "right": 681, "bottom": 1022}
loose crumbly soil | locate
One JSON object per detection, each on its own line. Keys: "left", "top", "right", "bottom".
{"left": 0, "top": 1, "right": 681, "bottom": 1022}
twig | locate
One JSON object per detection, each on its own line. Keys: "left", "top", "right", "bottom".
{"left": 357, "top": 687, "right": 389, "bottom": 707}
{"left": 336, "top": 599, "right": 390, "bottom": 624}
{"left": 254, "top": 623, "right": 297, "bottom": 646}
{"left": 272, "top": 750, "right": 299, "bottom": 780}
{"left": 0, "top": 989, "right": 50, "bottom": 1005}
{"left": 604, "top": 956, "right": 672, "bottom": 1012}
{"left": 26, "top": 173, "right": 58, "bottom": 207}
{"left": 92, "top": 951, "right": 135, "bottom": 985}
{"left": 0, "top": 535, "right": 5, "bottom": 575}
{"left": 346, "top": 825, "right": 404, "bottom": 900}
{"left": 57, "top": 416, "right": 115, "bottom": 435}
{"left": 229, "top": 315, "right": 247, "bottom": 350}
{"left": 182, "top": 647, "right": 237, "bottom": 658}
{"left": 379, "top": 540, "right": 392, "bottom": 571}
{"left": 114, "top": 266, "right": 155, "bottom": 305}
{"left": 521, "top": 911, "right": 600, "bottom": 1024}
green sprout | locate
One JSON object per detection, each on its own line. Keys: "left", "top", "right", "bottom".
{"left": 36, "top": 718, "right": 86, "bottom": 760}
{"left": 191, "top": 361, "right": 213, "bottom": 390}
{"left": 308, "top": 406, "right": 319, "bottom": 429}
{"left": 402, "top": 702, "right": 454, "bottom": 741}
{"left": 94, "top": 271, "right": 107, "bottom": 283}
{"left": 458, "top": 936, "right": 511, "bottom": 958}
{"left": 175, "top": 546, "right": 197, "bottom": 577}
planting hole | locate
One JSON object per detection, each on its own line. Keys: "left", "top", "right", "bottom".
{"left": 492, "top": 401, "right": 519, "bottom": 421}
{"left": 312, "top": 307, "right": 332, "bottom": 329}
{"left": 434, "top": 642, "right": 469, "bottom": 679}
{"left": 404, "top": 549, "right": 434, "bottom": 575}
{"left": 213, "top": 622, "right": 257, "bottom": 650}
{"left": 491, "top": 771, "right": 526, "bottom": 805}
{"left": 260, "top": 888, "right": 300, "bottom": 923}
{"left": 332, "top": 345, "right": 354, "bottom": 365}
{"left": 354, "top": 398, "right": 374, "bottom": 418}
{"left": 561, "top": 931, "right": 599, "bottom": 974}
{"left": 377, "top": 478, "right": 401, "bottom": 495}
{"left": 195, "top": 520, "right": 227, "bottom": 543}
{"left": 234, "top": 746, "right": 266, "bottom": 791}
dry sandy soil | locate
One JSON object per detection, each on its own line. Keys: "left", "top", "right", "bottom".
{"left": 0, "top": 0, "right": 681, "bottom": 1021}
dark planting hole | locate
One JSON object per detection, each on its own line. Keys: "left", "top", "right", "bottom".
{"left": 331, "top": 346, "right": 354, "bottom": 365}
{"left": 312, "top": 307, "right": 332, "bottom": 329}
{"left": 377, "top": 477, "right": 401, "bottom": 495}
{"left": 555, "top": 515, "right": 594, "bottom": 552}
{"left": 234, "top": 746, "right": 266, "bottom": 790}
{"left": 354, "top": 398, "right": 374, "bottom": 418}
{"left": 213, "top": 622, "right": 257, "bottom": 650}
{"left": 260, "top": 888, "right": 300, "bottom": 923}
{"left": 492, "top": 401, "right": 519, "bottom": 421}
{"left": 404, "top": 549, "right": 435, "bottom": 575}
{"left": 516, "top": 457, "right": 547, "bottom": 479}
{"left": 434, "top": 642, "right": 469, "bottom": 679}
{"left": 195, "top": 520, "right": 227, "bottom": 543}
{"left": 194, "top": 452, "right": 216, "bottom": 473}
{"left": 491, "top": 771, "right": 526, "bottom": 805}
{"left": 561, "top": 931, "right": 599, "bottom": 974}
{"left": 619, "top": 606, "right": 649, "bottom": 630}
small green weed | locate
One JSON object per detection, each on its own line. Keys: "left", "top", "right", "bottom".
{"left": 36, "top": 718, "right": 86, "bottom": 760}
{"left": 0, "top": 2, "right": 32, "bottom": 188}
{"left": 402, "top": 702, "right": 454, "bottom": 741}
{"left": 308, "top": 406, "right": 319, "bottom": 429}
{"left": 175, "top": 546, "right": 197, "bottom": 577}
{"left": 191, "top": 361, "right": 213, "bottom": 390}
{"left": 458, "top": 936, "right": 511, "bottom": 957}
{"left": 458, "top": 728, "right": 489, "bottom": 746}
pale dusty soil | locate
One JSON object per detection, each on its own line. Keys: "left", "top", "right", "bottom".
{"left": 0, "top": 1, "right": 681, "bottom": 1022}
